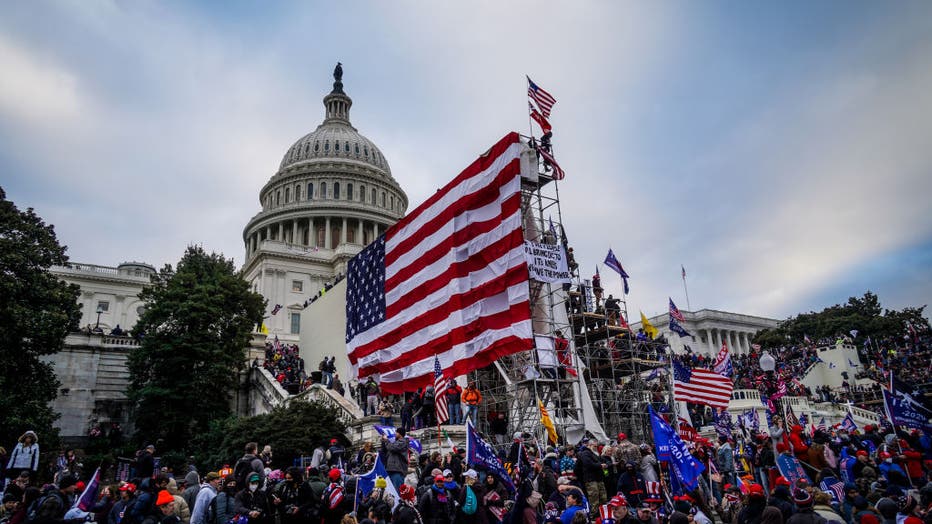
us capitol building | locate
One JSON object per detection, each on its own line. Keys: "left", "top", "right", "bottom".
{"left": 241, "top": 65, "right": 407, "bottom": 342}
{"left": 45, "top": 66, "right": 779, "bottom": 442}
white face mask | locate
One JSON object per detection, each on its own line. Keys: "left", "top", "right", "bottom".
{"left": 249, "top": 483, "right": 259, "bottom": 492}
{"left": 885, "top": 458, "right": 893, "bottom": 463}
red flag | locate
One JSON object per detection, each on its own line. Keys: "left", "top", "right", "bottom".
{"left": 529, "top": 103, "right": 552, "bottom": 134}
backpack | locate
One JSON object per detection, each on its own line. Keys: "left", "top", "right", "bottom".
{"left": 462, "top": 485, "right": 478, "bottom": 515}
{"left": 26, "top": 490, "right": 65, "bottom": 524}
{"left": 233, "top": 456, "right": 254, "bottom": 490}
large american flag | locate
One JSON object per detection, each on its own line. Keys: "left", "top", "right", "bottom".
{"left": 434, "top": 356, "right": 449, "bottom": 425}
{"left": 346, "top": 132, "right": 533, "bottom": 394}
{"left": 536, "top": 147, "right": 565, "bottom": 180}
{"left": 673, "top": 361, "right": 734, "bottom": 409}
{"left": 669, "top": 297, "right": 686, "bottom": 323}
{"left": 527, "top": 76, "right": 557, "bottom": 117}
{"left": 713, "top": 341, "right": 733, "bottom": 377}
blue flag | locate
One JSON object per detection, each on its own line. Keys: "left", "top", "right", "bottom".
{"left": 713, "top": 408, "right": 733, "bottom": 439}
{"left": 798, "top": 413, "right": 808, "bottom": 427}
{"left": 649, "top": 406, "right": 705, "bottom": 493}
{"left": 466, "top": 422, "right": 515, "bottom": 493}
{"left": 669, "top": 318, "right": 692, "bottom": 338}
{"left": 603, "top": 249, "right": 630, "bottom": 294}
{"left": 840, "top": 412, "right": 857, "bottom": 433}
{"left": 883, "top": 384, "right": 932, "bottom": 432}
{"left": 375, "top": 425, "right": 421, "bottom": 453}
{"left": 357, "top": 454, "right": 400, "bottom": 509}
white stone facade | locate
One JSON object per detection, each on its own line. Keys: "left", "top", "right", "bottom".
{"left": 242, "top": 73, "right": 406, "bottom": 343}
{"left": 633, "top": 308, "right": 779, "bottom": 356}
{"left": 51, "top": 262, "right": 154, "bottom": 332}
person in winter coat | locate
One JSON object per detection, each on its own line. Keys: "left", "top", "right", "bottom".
{"left": 143, "top": 491, "right": 181, "bottom": 524}
{"left": 767, "top": 478, "right": 795, "bottom": 524}
{"left": 165, "top": 479, "right": 190, "bottom": 524}
{"left": 190, "top": 473, "right": 221, "bottom": 524}
{"left": 30, "top": 474, "right": 83, "bottom": 524}
{"left": 381, "top": 431, "right": 409, "bottom": 490}
{"left": 461, "top": 383, "right": 482, "bottom": 425}
{"left": 233, "top": 473, "right": 269, "bottom": 524}
{"left": 357, "top": 479, "right": 392, "bottom": 524}
{"left": 445, "top": 381, "right": 463, "bottom": 426}
{"left": 811, "top": 491, "right": 844, "bottom": 524}
{"left": 577, "top": 441, "right": 606, "bottom": 507}
{"left": 181, "top": 472, "right": 200, "bottom": 514}
{"left": 787, "top": 489, "right": 823, "bottom": 524}
{"left": 213, "top": 476, "right": 238, "bottom": 524}
{"left": 788, "top": 426, "right": 809, "bottom": 463}
{"left": 394, "top": 485, "right": 422, "bottom": 524}
{"left": 418, "top": 474, "right": 454, "bottom": 524}
{"left": 457, "top": 470, "right": 486, "bottom": 524}
{"left": 320, "top": 469, "right": 348, "bottom": 524}
{"left": 271, "top": 468, "right": 309, "bottom": 524}
{"left": 5, "top": 432, "right": 39, "bottom": 480}
{"left": 481, "top": 474, "right": 508, "bottom": 524}
{"left": 616, "top": 463, "right": 644, "bottom": 508}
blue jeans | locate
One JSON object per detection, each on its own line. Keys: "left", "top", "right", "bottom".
{"left": 465, "top": 404, "right": 478, "bottom": 424}
{"left": 389, "top": 472, "right": 405, "bottom": 490}
{"left": 380, "top": 416, "right": 393, "bottom": 427}
{"left": 448, "top": 402, "right": 462, "bottom": 424}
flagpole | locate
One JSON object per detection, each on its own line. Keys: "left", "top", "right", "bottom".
{"left": 681, "top": 266, "right": 691, "bottom": 312}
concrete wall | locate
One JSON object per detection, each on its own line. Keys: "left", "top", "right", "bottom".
{"left": 299, "top": 280, "right": 352, "bottom": 384}
{"left": 800, "top": 344, "right": 871, "bottom": 390}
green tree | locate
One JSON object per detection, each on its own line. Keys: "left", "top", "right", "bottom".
{"left": 754, "top": 291, "right": 929, "bottom": 348}
{"left": 0, "top": 187, "right": 81, "bottom": 446}
{"left": 189, "top": 400, "right": 347, "bottom": 470}
{"left": 128, "top": 246, "right": 264, "bottom": 451}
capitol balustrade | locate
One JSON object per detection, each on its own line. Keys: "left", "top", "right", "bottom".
{"left": 65, "top": 332, "right": 140, "bottom": 349}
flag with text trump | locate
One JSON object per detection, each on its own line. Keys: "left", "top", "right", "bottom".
{"left": 346, "top": 133, "right": 533, "bottom": 394}
{"left": 673, "top": 360, "right": 734, "bottom": 410}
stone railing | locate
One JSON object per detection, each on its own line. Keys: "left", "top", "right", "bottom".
{"left": 65, "top": 263, "right": 121, "bottom": 275}
{"left": 65, "top": 332, "right": 140, "bottom": 349}
{"left": 102, "top": 336, "right": 140, "bottom": 347}
{"left": 291, "top": 384, "right": 363, "bottom": 426}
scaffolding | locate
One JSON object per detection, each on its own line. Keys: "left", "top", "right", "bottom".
{"left": 468, "top": 137, "right": 674, "bottom": 447}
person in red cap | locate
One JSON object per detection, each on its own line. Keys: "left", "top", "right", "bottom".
{"left": 735, "top": 484, "right": 766, "bottom": 523}
{"left": 147, "top": 490, "right": 181, "bottom": 524}
{"left": 613, "top": 433, "right": 641, "bottom": 469}
{"left": 320, "top": 469, "right": 347, "bottom": 524}
{"left": 767, "top": 478, "right": 795, "bottom": 523}
{"left": 418, "top": 474, "right": 455, "bottom": 524}
{"left": 394, "top": 484, "right": 420, "bottom": 524}
{"left": 327, "top": 439, "right": 344, "bottom": 469}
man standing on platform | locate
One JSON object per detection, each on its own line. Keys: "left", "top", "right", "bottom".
{"left": 462, "top": 382, "right": 482, "bottom": 425}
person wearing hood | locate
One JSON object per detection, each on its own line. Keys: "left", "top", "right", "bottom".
{"left": 615, "top": 462, "right": 644, "bottom": 508}
{"left": 480, "top": 473, "right": 508, "bottom": 524}
{"left": 874, "top": 497, "right": 898, "bottom": 524}
{"left": 234, "top": 473, "right": 268, "bottom": 524}
{"left": 180, "top": 471, "right": 200, "bottom": 511}
{"left": 29, "top": 474, "right": 84, "bottom": 524}
{"left": 165, "top": 478, "right": 190, "bottom": 524}
{"left": 212, "top": 476, "right": 238, "bottom": 524}
{"left": 190, "top": 473, "right": 221, "bottom": 524}
{"left": 6, "top": 431, "right": 39, "bottom": 480}
{"left": 788, "top": 426, "right": 809, "bottom": 463}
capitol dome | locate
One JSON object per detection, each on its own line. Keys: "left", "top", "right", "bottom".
{"left": 242, "top": 65, "right": 407, "bottom": 289}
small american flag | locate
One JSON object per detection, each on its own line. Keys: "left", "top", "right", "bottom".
{"left": 527, "top": 76, "right": 557, "bottom": 117}
{"left": 673, "top": 361, "right": 734, "bottom": 410}
{"left": 820, "top": 478, "right": 845, "bottom": 504}
{"left": 434, "top": 356, "right": 449, "bottom": 425}
{"left": 271, "top": 304, "right": 282, "bottom": 315}
{"left": 669, "top": 298, "right": 686, "bottom": 323}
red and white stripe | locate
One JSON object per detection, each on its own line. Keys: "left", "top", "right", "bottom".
{"left": 348, "top": 133, "right": 533, "bottom": 394}
{"left": 674, "top": 368, "right": 734, "bottom": 410}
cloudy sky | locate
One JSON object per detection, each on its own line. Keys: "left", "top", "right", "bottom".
{"left": 2, "top": 1, "right": 930, "bottom": 321}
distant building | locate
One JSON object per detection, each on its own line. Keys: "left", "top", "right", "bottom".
{"left": 632, "top": 308, "right": 779, "bottom": 355}
{"left": 52, "top": 261, "right": 154, "bottom": 332}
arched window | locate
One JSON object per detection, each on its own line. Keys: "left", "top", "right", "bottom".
{"left": 321, "top": 182, "right": 327, "bottom": 199}
{"left": 347, "top": 183, "right": 354, "bottom": 201}
{"left": 314, "top": 141, "right": 320, "bottom": 152}
{"left": 334, "top": 182, "right": 341, "bottom": 200}
{"left": 295, "top": 184, "right": 301, "bottom": 201}
{"left": 334, "top": 140, "right": 340, "bottom": 152}
{"left": 371, "top": 188, "right": 376, "bottom": 203}
{"left": 308, "top": 182, "right": 314, "bottom": 199}
{"left": 276, "top": 191, "right": 281, "bottom": 206}
{"left": 345, "top": 142, "right": 350, "bottom": 153}
{"left": 285, "top": 188, "right": 290, "bottom": 202}
{"left": 354, "top": 143, "right": 360, "bottom": 156}
{"left": 364, "top": 146, "right": 369, "bottom": 157}
{"left": 381, "top": 192, "right": 386, "bottom": 207}
{"left": 324, "top": 140, "right": 330, "bottom": 152}
{"left": 390, "top": 195, "right": 394, "bottom": 210}
{"left": 359, "top": 185, "right": 365, "bottom": 202}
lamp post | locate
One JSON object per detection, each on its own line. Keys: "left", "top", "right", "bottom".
{"left": 95, "top": 304, "right": 104, "bottom": 331}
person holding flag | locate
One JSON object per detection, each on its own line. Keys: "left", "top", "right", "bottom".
{"left": 381, "top": 428, "right": 411, "bottom": 490}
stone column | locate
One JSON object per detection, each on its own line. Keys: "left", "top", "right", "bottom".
{"left": 713, "top": 330, "right": 721, "bottom": 352}
{"left": 341, "top": 217, "right": 348, "bottom": 245}
{"left": 292, "top": 220, "right": 298, "bottom": 245}
{"left": 730, "top": 331, "right": 739, "bottom": 355}
{"left": 742, "top": 332, "right": 752, "bottom": 354}
{"left": 705, "top": 329, "right": 714, "bottom": 354}
{"left": 265, "top": 226, "right": 271, "bottom": 242}
{"left": 278, "top": 222, "right": 283, "bottom": 242}
{"left": 325, "top": 217, "right": 332, "bottom": 249}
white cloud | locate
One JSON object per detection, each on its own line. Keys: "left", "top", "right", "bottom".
{"left": 0, "top": 35, "right": 82, "bottom": 124}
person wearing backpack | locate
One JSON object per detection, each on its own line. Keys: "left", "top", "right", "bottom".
{"left": 456, "top": 470, "right": 485, "bottom": 524}
{"left": 26, "top": 474, "right": 82, "bottom": 524}
{"left": 190, "top": 473, "right": 220, "bottom": 524}
{"left": 232, "top": 445, "right": 264, "bottom": 495}
{"left": 124, "top": 478, "right": 157, "bottom": 524}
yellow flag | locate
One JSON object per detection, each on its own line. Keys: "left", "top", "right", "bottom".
{"left": 260, "top": 322, "right": 269, "bottom": 335}
{"left": 539, "top": 397, "right": 558, "bottom": 445}
{"left": 640, "top": 311, "right": 657, "bottom": 340}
